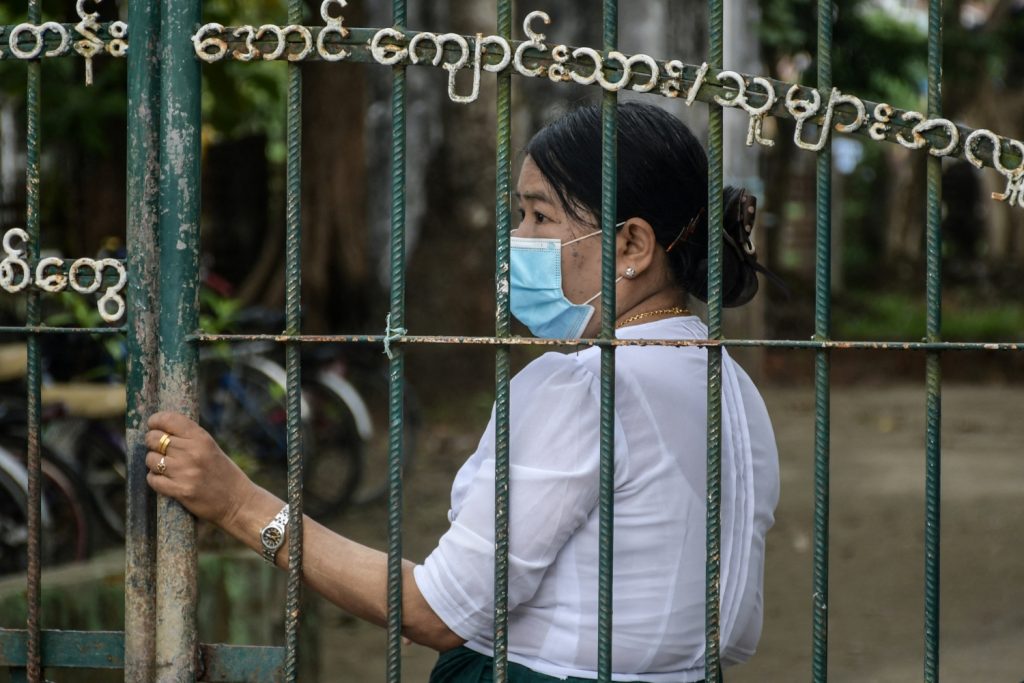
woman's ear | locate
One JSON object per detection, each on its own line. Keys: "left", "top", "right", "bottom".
{"left": 617, "top": 218, "right": 657, "bottom": 276}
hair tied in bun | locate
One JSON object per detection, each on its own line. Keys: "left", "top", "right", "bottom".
{"left": 723, "top": 189, "right": 789, "bottom": 304}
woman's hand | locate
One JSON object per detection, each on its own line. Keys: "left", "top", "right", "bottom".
{"left": 145, "top": 411, "right": 258, "bottom": 528}
{"left": 144, "top": 413, "right": 462, "bottom": 652}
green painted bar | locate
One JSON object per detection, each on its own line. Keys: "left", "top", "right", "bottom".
{"left": 812, "top": 0, "right": 834, "bottom": 680}
{"left": 198, "top": 643, "right": 286, "bottom": 683}
{"left": 23, "top": 1, "right": 42, "bottom": 679}
{"left": 283, "top": 0, "right": 305, "bottom": 681}
{"left": 124, "top": 0, "right": 161, "bottom": 678}
{"left": 387, "top": 1, "right": 409, "bottom": 681}
{"left": 0, "top": 630, "right": 124, "bottom": 669}
{"left": 492, "top": 0, "right": 513, "bottom": 680}
{"left": 704, "top": 0, "right": 725, "bottom": 680}
{"left": 0, "top": 630, "right": 285, "bottom": 681}
{"left": 156, "top": 0, "right": 202, "bottom": 678}
{"left": 597, "top": 4, "right": 618, "bottom": 682}
{"left": 924, "top": 1, "right": 943, "bottom": 680}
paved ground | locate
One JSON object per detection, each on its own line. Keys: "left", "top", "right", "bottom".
{"left": 319, "top": 383, "right": 1024, "bottom": 682}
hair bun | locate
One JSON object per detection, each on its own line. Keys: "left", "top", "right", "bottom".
{"left": 720, "top": 186, "right": 761, "bottom": 307}
{"left": 683, "top": 186, "right": 786, "bottom": 307}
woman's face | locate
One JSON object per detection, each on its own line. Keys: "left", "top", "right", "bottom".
{"left": 514, "top": 156, "right": 606, "bottom": 320}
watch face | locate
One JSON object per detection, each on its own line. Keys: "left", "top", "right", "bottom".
{"left": 261, "top": 525, "right": 284, "bottom": 549}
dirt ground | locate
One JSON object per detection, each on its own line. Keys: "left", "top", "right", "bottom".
{"left": 316, "top": 382, "right": 1024, "bottom": 682}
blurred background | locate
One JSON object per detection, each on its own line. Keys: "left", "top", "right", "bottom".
{"left": 0, "top": 0, "right": 1022, "bottom": 681}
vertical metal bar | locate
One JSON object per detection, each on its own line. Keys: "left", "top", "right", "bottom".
{"left": 124, "top": 0, "right": 161, "bottom": 678}
{"left": 492, "top": 0, "right": 513, "bottom": 680}
{"left": 811, "top": 0, "right": 833, "bottom": 680}
{"left": 284, "top": 0, "right": 305, "bottom": 680}
{"left": 387, "top": 0, "right": 408, "bottom": 681}
{"left": 156, "top": 0, "right": 201, "bottom": 678}
{"left": 705, "top": 0, "right": 725, "bottom": 681}
{"left": 22, "top": 1, "right": 43, "bottom": 680}
{"left": 923, "top": 1, "right": 943, "bottom": 680}
{"left": 598, "top": 3, "right": 618, "bottom": 681}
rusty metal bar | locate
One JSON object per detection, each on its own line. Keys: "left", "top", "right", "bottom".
{"left": 283, "top": 0, "right": 305, "bottom": 679}
{"left": 123, "top": 0, "right": 161, "bottom": 678}
{"left": 155, "top": 0, "right": 201, "bottom": 678}
{"left": 189, "top": 332, "right": 1024, "bottom": 351}
{"left": 21, "top": 0, "right": 43, "bottom": 680}
{"left": 0, "top": 326, "right": 126, "bottom": 334}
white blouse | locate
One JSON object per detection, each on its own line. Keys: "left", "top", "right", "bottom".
{"left": 414, "top": 316, "right": 779, "bottom": 682}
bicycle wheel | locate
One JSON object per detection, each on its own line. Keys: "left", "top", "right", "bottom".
{"left": 0, "top": 448, "right": 29, "bottom": 575}
{"left": 199, "top": 353, "right": 325, "bottom": 510}
{"left": 302, "top": 373, "right": 363, "bottom": 518}
{"left": 47, "top": 418, "right": 127, "bottom": 542}
{"left": 315, "top": 365, "right": 421, "bottom": 507}
{"left": 1, "top": 436, "right": 93, "bottom": 565}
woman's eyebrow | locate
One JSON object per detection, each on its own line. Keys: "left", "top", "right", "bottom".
{"left": 513, "top": 191, "right": 554, "bottom": 204}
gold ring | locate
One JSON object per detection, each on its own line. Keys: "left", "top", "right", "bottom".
{"left": 156, "top": 456, "right": 167, "bottom": 476}
{"left": 158, "top": 433, "right": 171, "bottom": 456}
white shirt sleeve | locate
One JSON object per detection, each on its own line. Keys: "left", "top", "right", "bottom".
{"left": 414, "top": 352, "right": 603, "bottom": 641}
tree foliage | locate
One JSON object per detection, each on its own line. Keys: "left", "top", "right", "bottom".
{"left": 760, "top": 0, "right": 928, "bottom": 106}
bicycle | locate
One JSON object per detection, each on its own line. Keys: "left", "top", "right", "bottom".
{"left": 199, "top": 340, "right": 364, "bottom": 519}
{"left": 0, "top": 431, "right": 92, "bottom": 574}
{"left": 197, "top": 333, "right": 420, "bottom": 517}
{"left": 193, "top": 265, "right": 421, "bottom": 514}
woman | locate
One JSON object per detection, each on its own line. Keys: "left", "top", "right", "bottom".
{"left": 146, "top": 102, "right": 779, "bottom": 682}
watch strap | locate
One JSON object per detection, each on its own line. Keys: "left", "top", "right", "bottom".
{"left": 260, "top": 504, "right": 290, "bottom": 564}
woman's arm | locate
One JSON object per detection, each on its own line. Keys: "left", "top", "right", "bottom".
{"left": 144, "top": 411, "right": 464, "bottom": 652}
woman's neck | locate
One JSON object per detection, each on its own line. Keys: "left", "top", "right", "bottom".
{"left": 614, "top": 288, "right": 689, "bottom": 329}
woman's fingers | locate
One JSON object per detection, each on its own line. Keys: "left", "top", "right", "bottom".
{"left": 147, "top": 470, "right": 185, "bottom": 499}
{"left": 145, "top": 429, "right": 182, "bottom": 455}
{"left": 144, "top": 449, "right": 169, "bottom": 473}
{"left": 144, "top": 410, "right": 257, "bottom": 527}
{"left": 147, "top": 410, "right": 203, "bottom": 438}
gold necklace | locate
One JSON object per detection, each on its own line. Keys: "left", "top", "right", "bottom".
{"left": 615, "top": 306, "right": 691, "bottom": 329}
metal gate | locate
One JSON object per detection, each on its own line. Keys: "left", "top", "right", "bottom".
{"left": 1, "top": 0, "right": 1023, "bottom": 681}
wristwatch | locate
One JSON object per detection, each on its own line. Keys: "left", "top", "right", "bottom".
{"left": 260, "top": 504, "right": 289, "bottom": 565}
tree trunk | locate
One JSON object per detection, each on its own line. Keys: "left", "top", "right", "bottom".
{"left": 238, "top": 3, "right": 370, "bottom": 333}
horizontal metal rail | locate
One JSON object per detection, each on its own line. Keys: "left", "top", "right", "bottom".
{"left": 187, "top": 333, "right": 1024, "bottom": 352}
{"left": 1, "top": 20, "right": 1021, "bottom": 174}
{"left": 0, "top": 629, "right": 285, "bottom": 682}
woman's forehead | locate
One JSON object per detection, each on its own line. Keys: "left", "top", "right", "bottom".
{"left": 515, "top": 157, "right": 555, "bottom": 202}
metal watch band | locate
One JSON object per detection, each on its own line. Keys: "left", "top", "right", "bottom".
{"left": 260, "top": 504, "right": 290, "bottom": 564}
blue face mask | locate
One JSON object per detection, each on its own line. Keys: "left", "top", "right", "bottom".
{"left": 509, "top": 225, "right": 623, "bottom": 339}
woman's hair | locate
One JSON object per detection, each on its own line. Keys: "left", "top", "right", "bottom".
{"left": 526, "top": 102, "right": 762, "bottom": 307}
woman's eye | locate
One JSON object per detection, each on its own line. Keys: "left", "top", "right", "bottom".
{"left": 518, "top": 209, "right": 525, "bottom": 221}
{"left": 534, "top": 212, "right": 548, "bottom": 224}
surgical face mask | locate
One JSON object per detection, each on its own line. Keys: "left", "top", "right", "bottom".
{"left": 509, "top": 224, "right": 624, "bottom": 339}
